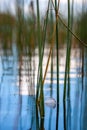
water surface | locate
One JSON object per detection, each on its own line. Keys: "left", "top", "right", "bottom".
{"left": 0, "top": 44, "right": 87, "bottom": 130}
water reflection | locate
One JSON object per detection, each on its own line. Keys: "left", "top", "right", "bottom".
{"left": 0, "top": 43, "right": 36, "bottom": 130}
{"left": 0, "top": 44, "right": 87, "bottom": 130}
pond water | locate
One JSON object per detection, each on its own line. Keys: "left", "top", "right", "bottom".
{"left": 0, "top": 43, "right": 87, "bottom": 130}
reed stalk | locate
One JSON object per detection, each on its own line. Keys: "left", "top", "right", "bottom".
{"left": 58, "top": 15, "right": 87, "bottom": 47}
{"left": 36, "top": 0, "right": 50, "bottom": 102}
{"left": 54, "top": 0, "right": 60, "bottom": 130}
{"left": 35, "top": 2, "right": 50, "bottom": 130}
{"left": 35, "top": 1, "right": 43, "bottom": 129}
{"left": 63, "top": 0, "right": 71, "bottom": 130}
{"left": 36, "top": 0, "right": 42, "bottom": 102}
{"left": 67, "top": 0, "right": 74, "bottom": 98}
{"left": 48, "top": 52, "right": 53, "bottom": 130}
{"left": 81, "top": 1, "right": 85, "bottom": 91}
{"left": 36, "top": 0, "right": 51, "bottom": 120}
{"left": 67, "top": 1, "right": 74, "bottom": 130}
{"left": 41, "top": 1, "right": 60, "bottom": 129}
{"left": 39, "top": 1, "right": 50, "bottom": 117}
{"left": 50, "top": 4, "right": 54, "bottom": 96}
{"left": 63, "top": 0, "right": 71, "bottom": 101}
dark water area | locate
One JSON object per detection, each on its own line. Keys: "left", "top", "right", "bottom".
{"left": 0, "top": 43, "right": 87, "bottom": 130}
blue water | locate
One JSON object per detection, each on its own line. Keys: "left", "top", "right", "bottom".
{"left": 0, "top": 44, "right": 87, "bottom": 130}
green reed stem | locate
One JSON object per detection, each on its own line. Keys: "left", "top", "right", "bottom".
{"left": 67, "top": 0, "right": 71, "bottom": 98}
{"left": 55, "top": 0, "right": 59, "bottom": 130}
{"left": 48, "top": 51, "right": 53, "bottom": 130}
{"left": 36, "top": 0, "right": 43, "bottom": 129}
{"left": 63, "top": 0, "right": 71, "bottom": 101}
{"left": 50, "top": 49, "right": 53, "bottom": 96}
{"left": 36, "top": 0, "right": 50, "bottom": 122}
{"left": 81, "top": 1, "right": 85, "bottom": 91}
{"left": 36, "top": 0, "right": 42, "bottom": 102}
{"left": 39, "top": 0, "right": 50, "bottom": 118}
{"left": 63, "top": 1, "right": 71, "bottom": 130}
{"left": 67, "top": 5, "right": 74, "bottom": 130}
{"left": 36, "top": 105, "right": 39, "bottom": 130}
{"left": 36, "top": 0, "right": 50, "bottom": 97}
{"left": 67, "top": 0, "right": 74, "bottom": 98}
{"left": 36, "top": 0, "right": 50, "bottom": 118}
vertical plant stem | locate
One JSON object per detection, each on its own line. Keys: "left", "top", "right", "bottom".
{"left": 63, "top": 101, "right": 66, "bottom": 130}
{"left": 36, "top": 0, "right": 43, "bottom": 120}
{"left": 67, "top": 1, "right": 74, "bottom": 130}
{"left": 36, "top": 1, "right": 50, "bottom": 128}
{"left": 36, "top": 0, "right": 50, "bottom": 121}
{"left": 67, "top": 0, "right": 74, "bottom": 98}
{"left": 82, "top": 47, "right": 84, "bottom": 91}
{"left": 63, "top": 0, "right": 71, "bottom": 130}
{"left": 36, "top": 0, "right": 42, "bottom": 102}
{"left": 63, "top": 0, "right": 71, "bottom": 101}
{"left": 48, "top": 51, "right": 53, "bottom": 130}
{"left": 36, "top": 6, "right": 43, "bottom": 130}
{"left": 39, "top": 1, "right": 50, "bottom": 118}
{"left": 55, "top": 0, "right": 60, "bottom": 130}
{"left": 81, "top": 0, "right": 85, "bottom": 91}
{"left": 36, "top": 0, "right": 50, "bottom": 98}
{"left": 36, "top": 105, "right": 39, "bottom": 130}
{"left": 36, "top": 0, "right": 50, "bottom": 103}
